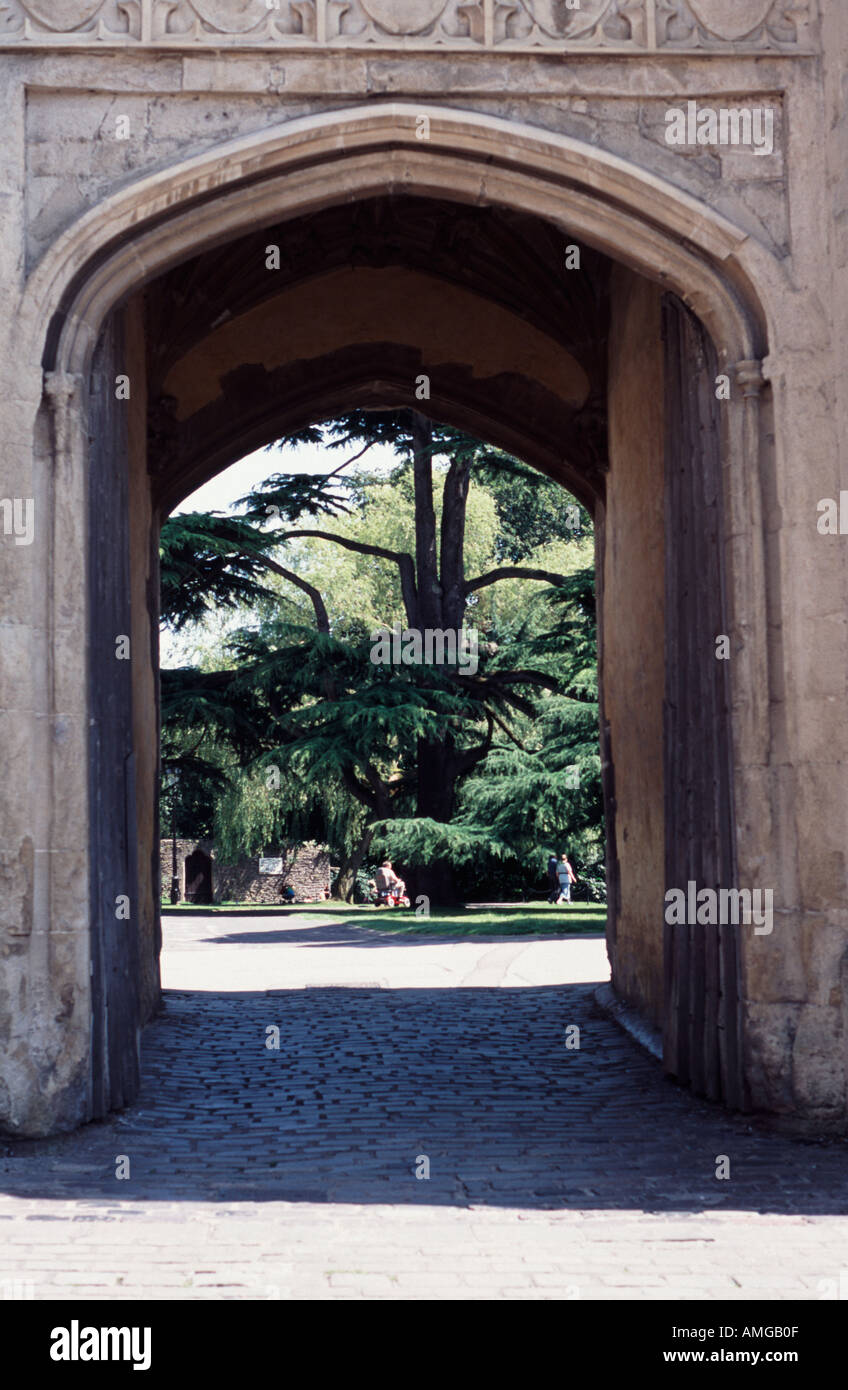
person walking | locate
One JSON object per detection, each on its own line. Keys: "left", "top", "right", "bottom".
{"left": 555, "top": 852, "right": 577, "bottom": 905}
{"left": 546, "top": 853, "right": 559, "bottom": 903}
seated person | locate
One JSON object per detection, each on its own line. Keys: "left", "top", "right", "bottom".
{"left": 374, "top": 861, "right": 402, "bottom": 902}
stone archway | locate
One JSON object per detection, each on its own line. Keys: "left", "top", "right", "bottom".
{"left": 5, "top": 104, "right": 789, "bottom": 1137}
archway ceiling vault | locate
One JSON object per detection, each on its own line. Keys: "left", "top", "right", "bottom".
{"left": 145, "top": 196, "right": 612, "bottom": 513}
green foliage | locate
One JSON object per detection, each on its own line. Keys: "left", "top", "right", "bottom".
{"left": 475, "top": 455, "right": 593, "bottom": 563}
{"left": 159, "top": 660, "right": 271, "bottom": 842}
{"left": 330, "top": 860, "right": 387, "bottom": 905}
{"left": 160, "top": 512, "right": 282, "bottom": 632}
{"left": 213, "top": 769, "right": 286, "bottom": 863}
{"left": 160, "top": 741, "right": 229, "bottom": 842}
{"left": 161, "top": 665, "right": 265, "bottom": 760}
{"left": 158, "top": 412, "right": 605, "bottom": 901}
{"left": 376, "top": 564, "right": 605, "bottom": 898}
{"left": 374, "top": 815, "right": 516, "bottom": 867}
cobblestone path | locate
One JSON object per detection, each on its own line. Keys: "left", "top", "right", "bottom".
{"left": 1, "top": 912, "right": 846, "bottom": 1300}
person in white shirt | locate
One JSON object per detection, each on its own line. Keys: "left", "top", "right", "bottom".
{"left": 555, "top": 853, "right": 577, "bottom": 904}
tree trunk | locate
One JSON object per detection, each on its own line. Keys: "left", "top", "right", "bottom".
{"left": 408, "top": 415, "right": 468, "bottom": 906}
{"left": 332, "top": 822, "right": 375, "bottom": 902}
{"left": 440, "top": 453, "right": 472, "bottom": 629}
{"left": 408, "top": 736, "right": 461, "bottom": 906}
{"left": 412, "top": 413, "right": 440, "bottom": 629}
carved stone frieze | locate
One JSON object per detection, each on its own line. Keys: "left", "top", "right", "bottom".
{"left": 656, "top": 0, "right": 815, "bottom": 49}
{"left": 21, "top": 0, "right": 104, "bottom": 25}
{"left": 0, "top": 0, "right": 138, "bottom": 38}
{"left": 0, "top": 0, "right": 817, "bottom": 49}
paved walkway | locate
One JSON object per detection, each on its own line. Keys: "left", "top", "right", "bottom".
{"left": 1, "top": 911, "right": 847, "bottom": 1300}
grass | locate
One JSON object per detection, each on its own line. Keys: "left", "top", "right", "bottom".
{"left": 162, "top": 899, "right": 606, "bottom": 937}
{"left": 346, "top": 903, "right": 606, "bottom": 937}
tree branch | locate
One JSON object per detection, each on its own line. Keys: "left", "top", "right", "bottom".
{"left": 453, "top": 712, "right": 495, "bottom": 775}
{"left": 277, "top": 530, "right": 418, "bottom": 624}
{"left": 487, "top": 708, "right": 528, "bottom": 750}
{"left": 323, "top": 439, "right": 377, "bottom": 481}
{"left": 479, "top": 668, "right": 559, "bottom": 691}
{"left": 341, "top": 766, "right": 377, "bottom": 811}
{"left": 464, "top": 567, "right": 568, "bottom": 596}
{"left": 257, "top": 555, "right": 330, "bottom": 633}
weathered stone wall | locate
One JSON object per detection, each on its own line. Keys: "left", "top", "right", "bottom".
{"left": 215, "top": 844, "right": 331, "bottom": 905}
{"left": 733, "top": 1, "right": 848, "bottom": 1131}
{"left": 158, "top": 840, "right": 331, "bottom": 903}
{"left": 158, "top": 839, "right": 212, "bottom": 901}
{"left": 19, "top": 68, "right": 792, "bottom": 274}
{"left": 0, "top": 385, "right": 91, "bottom": 1136}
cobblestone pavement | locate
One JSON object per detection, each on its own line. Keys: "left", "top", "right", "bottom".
{"left": 1, "top": 911, "right": 847, "bottom": 1301}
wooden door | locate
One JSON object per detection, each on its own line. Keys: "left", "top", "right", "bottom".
{"left": 662, "top": 294, "right": 745, "bottom": 1110}
{"left": 87, "top": 311, "right": 142, "bottom": 1117}
{"left": 184, "top": 849, "right": 213, "bottom": 904}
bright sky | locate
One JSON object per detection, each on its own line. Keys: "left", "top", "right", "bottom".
{"left": 163, "top": 438, "right": 404, "bottom": 665}
{"left": 174, "top": 439, "right": 402, "bottom": 515}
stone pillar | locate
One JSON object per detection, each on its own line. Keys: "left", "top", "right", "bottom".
{"left": 738, "top": 341, "right": 848, "bottom": 1131}
{"left": 0, "top": 368, "right": 93, "bottom": 1136}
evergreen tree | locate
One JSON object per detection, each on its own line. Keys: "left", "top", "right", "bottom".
{"left": 378, "top": 567, "right": 604, "bottom": 900}
{"left": 159, "top": 411, "right": 601, "bottom": 904}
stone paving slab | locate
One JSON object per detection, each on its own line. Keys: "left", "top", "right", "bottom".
{"left": 1, "top": 911, "right": 847, "bottom": 1300}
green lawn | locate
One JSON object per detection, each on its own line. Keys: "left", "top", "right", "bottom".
{"left": 339, "top": 903, "right": 606, "bottom": 937}
{"left": 162, "top": 899, "right": 606, "bottom": 937}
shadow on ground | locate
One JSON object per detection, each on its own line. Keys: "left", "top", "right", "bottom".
{"left": 200, "top": 926, "right": 603, "bottom": 947}
{"left": 165, "top": 907, "right": 605, "bottom": 948}
{"left": 2, "top": 982, "right": 846, "bottom": 1216}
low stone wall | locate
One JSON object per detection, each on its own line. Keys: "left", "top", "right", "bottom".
{"left": 215, "top": 843, "right": 331, "bottom": 903}
{"left": 159, "top": 840, "right": 331, "bottom": 903}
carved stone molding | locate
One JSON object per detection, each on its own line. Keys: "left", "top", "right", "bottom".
{"left": 2, "top": 0, "right": 139, "bottom": 39}
{"left": 0, "top": 0, "right": 817, "bottom": 49}
{"left": 44, "top": 370, "right": 84, "bottom": 470}
{"left": 734, "top": 358, "right": 766, "bottom": 398}
{"left": 656, "top": 0, "right": 815, "bottom": 50}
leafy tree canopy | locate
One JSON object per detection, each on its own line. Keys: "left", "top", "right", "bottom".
{"left": 159, "top": 412, "right": 603, "bottom": 903}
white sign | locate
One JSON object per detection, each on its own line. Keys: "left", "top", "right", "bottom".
{"left": 259, "top": 857, "right": 283, "bottom": 875}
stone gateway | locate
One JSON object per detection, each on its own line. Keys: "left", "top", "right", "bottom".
{"left": 0, "top": 1, "right": 846, "bottom": 1138}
